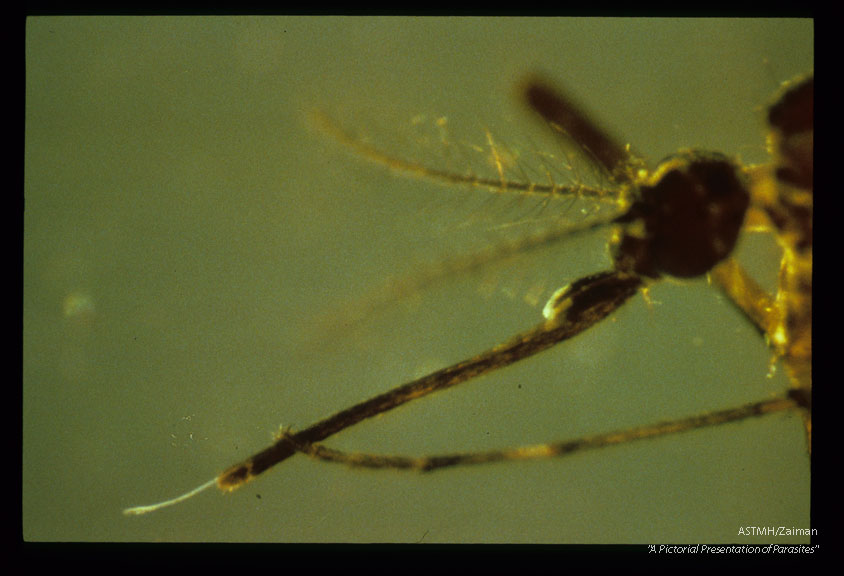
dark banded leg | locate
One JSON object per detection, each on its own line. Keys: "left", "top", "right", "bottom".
{"left": 281, "top": 395, "right": 799, "bottom": 472}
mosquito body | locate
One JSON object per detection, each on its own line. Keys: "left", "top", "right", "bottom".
{"left": 124, "top": 72, "right": 812, "bottom": 516}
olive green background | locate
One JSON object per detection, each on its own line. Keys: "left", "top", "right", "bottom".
{"left": 24, "top": 17, "right": 812, "bottom": 543}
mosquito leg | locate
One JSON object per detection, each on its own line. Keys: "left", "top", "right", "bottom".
{"left": 282, "top": 394, "right": 800, "bottom": 472}
{"left": 710, "top": 257, "right": 778, "bottom": 340}
{"left": 520, "top": 76, "right": 642, "bottom": 184}
{"left": 215, "top": 270, "right": 643, "bottom": 491}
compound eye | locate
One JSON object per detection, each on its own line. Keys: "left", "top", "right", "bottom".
{"left": 646, "top": 152, "right": 750, "bottom": 278}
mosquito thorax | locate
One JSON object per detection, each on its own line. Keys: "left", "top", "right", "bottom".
{"left": 768, "top": 74, "right": 813, "bottom": 193}
{"left": 612, "top": 150, "right": 750, "bottom": 279}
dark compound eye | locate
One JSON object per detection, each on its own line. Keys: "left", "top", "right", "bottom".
{"left": 611, "top": 152, "right": 749, "bottom": 279}
{"left": 648, "top": 153, "right": 750, "bottom": 278}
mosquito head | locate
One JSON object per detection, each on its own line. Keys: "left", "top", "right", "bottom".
{"left": 612, "top": 151, "right": 750, "bottom": 279}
